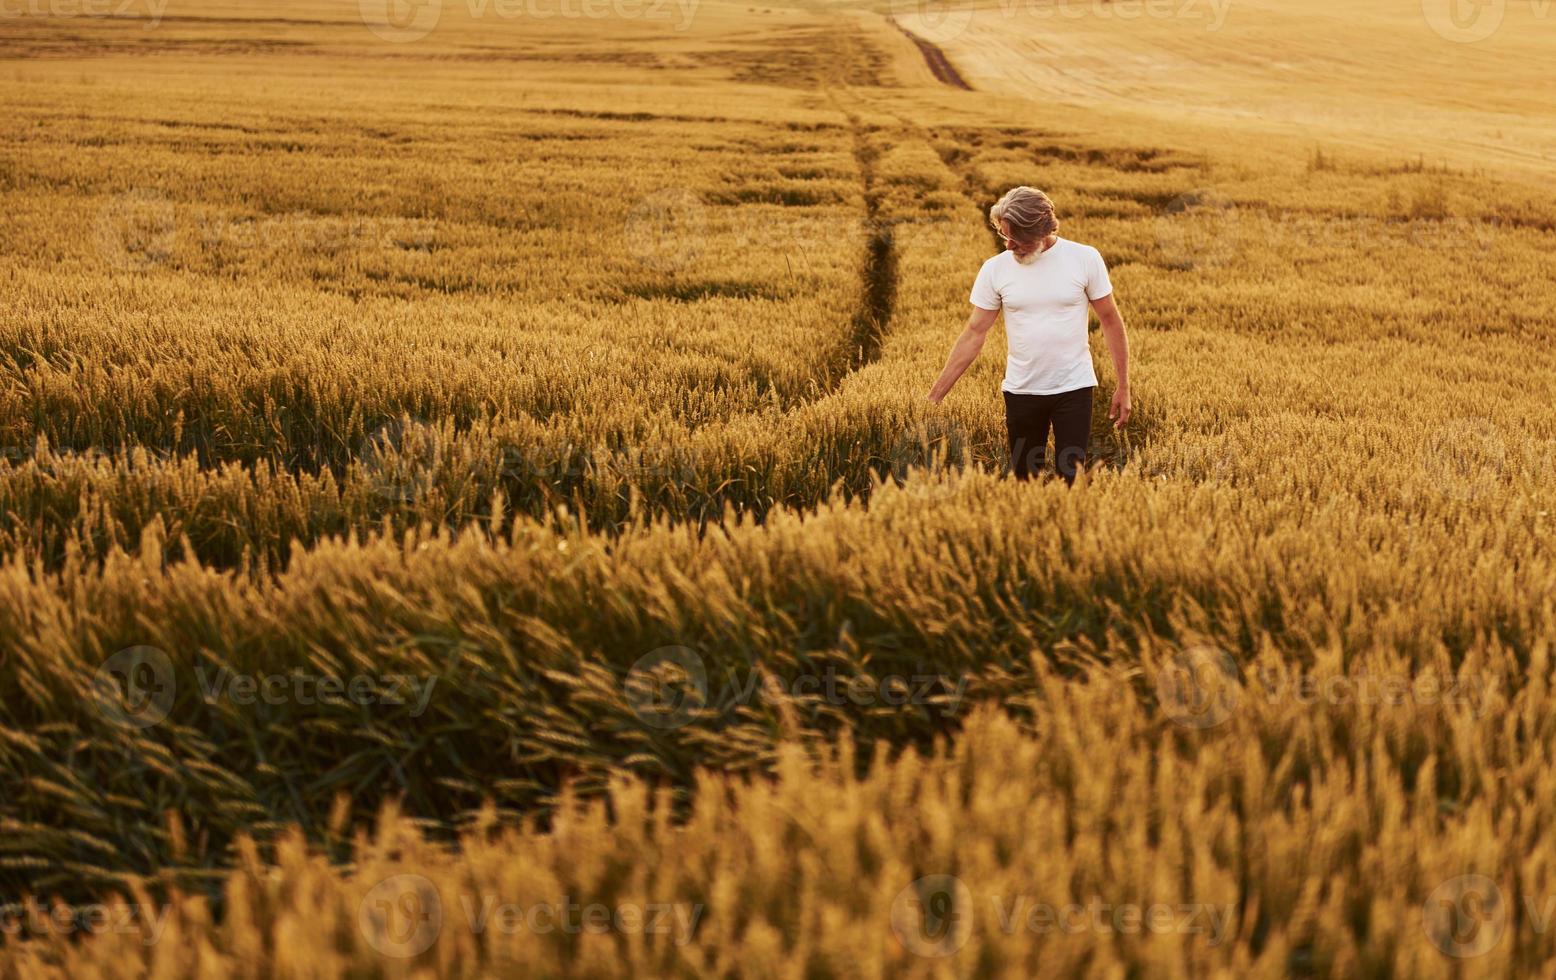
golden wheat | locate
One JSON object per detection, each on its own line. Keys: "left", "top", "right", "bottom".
{"left": 2, "top": 0, "right": 1555, "bottom": 975}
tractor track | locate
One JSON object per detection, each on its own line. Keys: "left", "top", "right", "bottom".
{"left": 889, "top": 17, "right": 974, "bottom": 91}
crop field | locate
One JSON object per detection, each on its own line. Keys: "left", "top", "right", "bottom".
{"left": 2, "top": 0, "right": 1556, "bottom": 976}
{"left": 917, "top": 0, "right": 1556, "bottom": 181}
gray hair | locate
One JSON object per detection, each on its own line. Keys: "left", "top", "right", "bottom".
{"left": 989, "top": 186, "right": 1059, "bottom": 257}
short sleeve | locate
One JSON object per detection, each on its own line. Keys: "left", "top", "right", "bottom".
{"left": 1085, "top": 247, "right": 1113, "bottom": 301}
{"left": 969, "top": 259, "right": 1001, "bottom": 311}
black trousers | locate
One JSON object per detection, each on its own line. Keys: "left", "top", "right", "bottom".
{"left": 1004, "top": 386, "right": 1094, "bottom": 484}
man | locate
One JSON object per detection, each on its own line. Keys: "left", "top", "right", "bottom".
{"left": 927, "top": 186, "right": 1131, "bottom": 483}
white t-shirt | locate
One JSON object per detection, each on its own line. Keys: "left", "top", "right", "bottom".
{"left": 968, "top": 238, "right": 1112, "bottom": 395}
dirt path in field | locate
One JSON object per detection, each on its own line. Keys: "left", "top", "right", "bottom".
{"left": 818, "top": 26, "right": 902, "bottom": 382}
{"left": 809, "top": 18, "right": 978, "bottom": 391}
{"left": 926, "top": 140, "right": 1005, "bottom": 253}
{"left": 889, "top": 18, "right": 973, "bottom": 91}
{"left": 842, "top": 111, "right": 896, "bottom": 370}
{"left": 818, "top": 18, "right": 982, "bottom": 384}
{"left": 843, "top": 82, "right": 1002, "bottom": 252}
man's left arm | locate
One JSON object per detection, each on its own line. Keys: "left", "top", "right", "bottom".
{"left": 1092, "top": 294, "right": 1131, "bottom": 429}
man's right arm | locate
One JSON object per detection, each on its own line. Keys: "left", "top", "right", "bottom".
{"left": 927, "top": 305, "right": 1000, "bottom": 405}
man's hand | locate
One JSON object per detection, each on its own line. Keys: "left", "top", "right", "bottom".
{"left": 1092, "top": 294, "right": 1131, "bottom": 430}
{"left": 926, "top": 388, "right": 946, "bottom": 406}
{"left": 1109, "top": 386, "right": 1132, "bottom": 429}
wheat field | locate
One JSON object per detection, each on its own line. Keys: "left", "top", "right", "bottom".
{"left": 2, "top": 0, "right": 1555, "bottom": 976}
